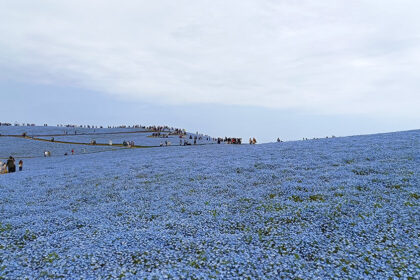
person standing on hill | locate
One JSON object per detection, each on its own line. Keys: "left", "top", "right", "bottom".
{"left": 0, "top": 162, "right": 6, "bottom": 174}
{"left": 18, "top": 160, "right": 23, "bottom": 171}
{"left": 6, "top": 156, "right": 15, "bottom": 173}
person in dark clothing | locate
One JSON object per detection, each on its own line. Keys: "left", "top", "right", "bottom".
{"left": 6, "top": 156, "right": 15, "bottom": 173}
{"left": 18, "top": 160, "right": 23, "bottom": 171}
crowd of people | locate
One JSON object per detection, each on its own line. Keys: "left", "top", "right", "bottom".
{"left": 215, "top": 137, "right": 242, "bottom": 144}
{"left": 302, "top": 135, "right": 336, "bottom": 141}
{"left": 122, "top": 141, "right": 135, "bottom": 147}
{"left": 170, "top": 128, "right": 186, "bottom": 135}
{"left": 0, "top": 156, "right": 23, "bottom": 174}
{"left": 249, "top": 138, "right": 257, "bottom": 145}
{"left": 0, "top": 122, "right": 35, "bottom": 127}
{"left": 1, "top": 123, "right": 265, "bottom": 174}
{"left": 150, "top": 132, "right": 169, "bottom": 138}
{"left": 5, "top": 123, "right": 188, "bottom": 133}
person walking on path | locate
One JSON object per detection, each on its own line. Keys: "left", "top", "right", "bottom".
{"left": 6, "top": 156, "right": 15, "bottom": 173}
{"left": 18, "top": 160, "right": 23, "bottom": 171}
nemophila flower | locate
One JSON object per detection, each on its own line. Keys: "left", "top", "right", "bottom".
{"left": 0, "top": 128, "right": 418, "bottom": 278}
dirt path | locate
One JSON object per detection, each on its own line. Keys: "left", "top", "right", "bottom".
{"left": 0, "top": 134, "right": 215, "bottom": 159}
{"left": 2, "top": 135, "right": 159, "bottom": 148}
{"left": 0, "top": 146, "right": 126, "bottom": 160}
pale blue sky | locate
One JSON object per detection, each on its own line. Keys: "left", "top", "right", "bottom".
{"left": 1, "top": 1, "right": 419, "bottom": 142}
{"left": 2, "top": 80, "right": 418, "bottom": 142}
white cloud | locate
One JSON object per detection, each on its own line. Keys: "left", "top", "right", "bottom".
{"left": 1, "top": 0, "right": 419, "bottom": 116}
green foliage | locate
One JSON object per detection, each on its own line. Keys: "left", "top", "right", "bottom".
{"left": 189, "top": 260, "right": 200, "bottom": 269}
{"left": 23, "top": 229, "right": 37, "bottom": 242}
{"left": 0, "top": 223, "right": 12, "bottom": 233}
{"left": 43, "top": 252, "right": 60, "bottom": 263}
{"left": 409, "top": 193, "right": 419, "bottom": 199}
{"left": 289, "top": 195, "right": 303, "bottom": 203}
{"left": 210, "top": 210, "right": 217, "bottom": 217}
{"left": 355, "top": 185, "right": 368, "bottom": 191}
{"left": 342, "top": 267, "right": 348, "bottom": 273}
{"left": 309, "top": 194, "right": 325, "bottom": 202}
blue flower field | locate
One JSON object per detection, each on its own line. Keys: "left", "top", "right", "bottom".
{"left": 0, "top": 128, "right": 419, "bottom": 279}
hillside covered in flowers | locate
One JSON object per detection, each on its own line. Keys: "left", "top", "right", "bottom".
{"left": 0, "top": 127, "right": 419, "bottom": 279}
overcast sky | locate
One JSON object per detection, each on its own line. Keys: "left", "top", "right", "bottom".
{"left": 1, "top": 0, "right": 419, "bottom": 142}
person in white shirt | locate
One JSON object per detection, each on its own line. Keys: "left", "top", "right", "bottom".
{"left": 0, "top": 162, "right": 6, "bottom": 174}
